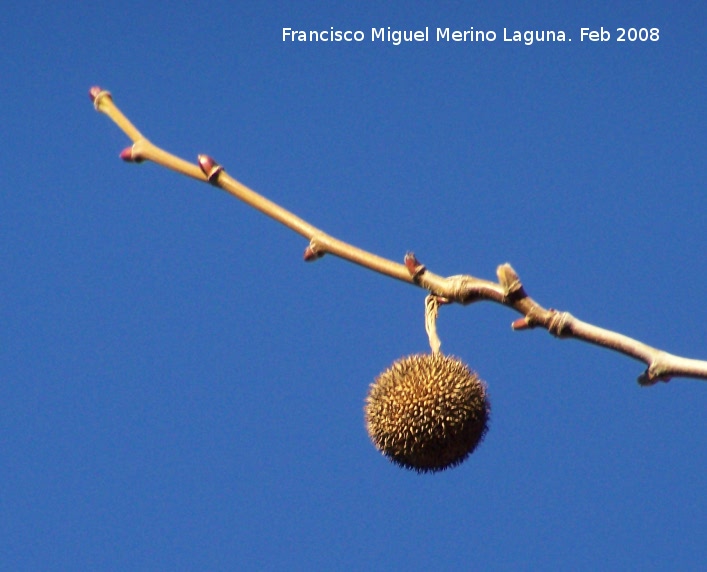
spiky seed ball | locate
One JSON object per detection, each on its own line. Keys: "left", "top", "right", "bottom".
{"left": 365, "top": 353, "right": 490, "bottom": 473}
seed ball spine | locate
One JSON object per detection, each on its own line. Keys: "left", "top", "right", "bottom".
{"left": 365, "top": 353, "right": 490, "bottom": 473}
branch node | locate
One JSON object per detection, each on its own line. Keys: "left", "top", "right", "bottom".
{"left": 527, "top": 309, "right": 539, "bottom": 324}
{"left": 445, "top": 274, "right": 483, "bottom": 305}
{"left": 197, "top": 154, "right": 223, "bottom": 184}
{"left": 638, "top": 360, "right": 673, "bottom": 386}
{"left": 547, "top": 310, "right": 572, "bottom": 338}
{"left": 303, "top": 241, "right": 325, "bottom": 262}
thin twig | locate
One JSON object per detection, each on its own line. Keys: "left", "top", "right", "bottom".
{"left": 90, "top": 87, "right": 707, "bottom": 385}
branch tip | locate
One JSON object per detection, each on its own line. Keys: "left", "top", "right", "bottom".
{"left": 90, "top": 87, "right": 112, "bottom": 111}
{"left": 89, "top": 86, "right": 103, "bottom": 102}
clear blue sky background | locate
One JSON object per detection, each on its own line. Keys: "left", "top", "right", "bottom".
{"left": 1, "top": 2, "right": 705, "bottom": 570}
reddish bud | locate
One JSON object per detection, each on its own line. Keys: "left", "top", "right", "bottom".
{"left": 404, "top": 251, "right": 425, "bottom": 278}
{"left": 89, "top": 86, "right": 103, "bottom": 102}
{"left": 511, "top": 317, "right": 531, "bottom": 330}
{"left": 404, "top": 252, "right": 419, "bottom": 271}
{"left": 198, "top": 154, "right": 222, "bottom": 181}
{"left": 303, "top": 245, "right": 324, "bottom": 261}
{"left": 119, "top": 146, "right": 143, "bottom": 163}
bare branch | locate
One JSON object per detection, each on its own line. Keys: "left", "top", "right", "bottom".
{"left": 90, "top": 87, "right": 707, "bottom": 385}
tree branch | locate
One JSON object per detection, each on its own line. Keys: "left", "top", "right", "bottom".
{"left": 89, "top": 87, "right": 707, "bottom": 385}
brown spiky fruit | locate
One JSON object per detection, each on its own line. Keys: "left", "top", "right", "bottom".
{"left": 365, "top": 353, "right": 490, "bottom": 473}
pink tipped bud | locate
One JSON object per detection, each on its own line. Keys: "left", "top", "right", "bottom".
{"left": 89, "top": 86, "right": 103, "bottom": 102}
{"left": 303, "top": 245, "right": 324, "bottom": 261}
{"left": 198, "top": 154, "right": 222, "bottom": 181}
{"left": 119, "top": 146, "right": 143, "bottom": 163}
{"left": 404, "top": 251, "right": 425, "bottom": 278}
{"left": 511, "top": 317, "right": 531, "bottom": 330}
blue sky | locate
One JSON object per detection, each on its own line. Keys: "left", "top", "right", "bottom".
{"left": 1, "top": 2, "right": 705, "bottom": 570}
